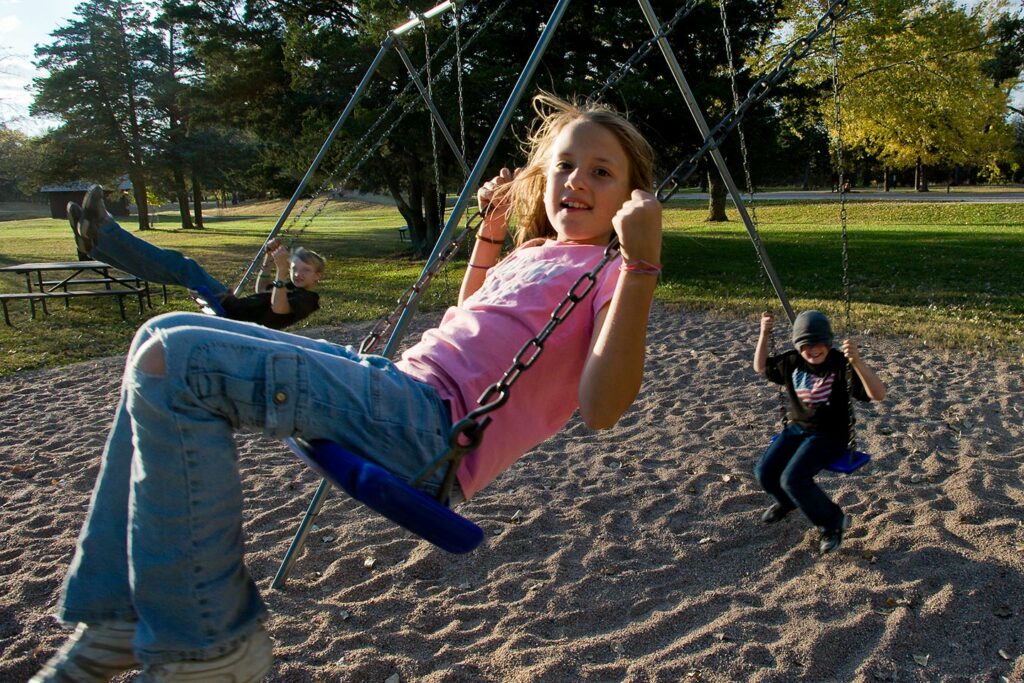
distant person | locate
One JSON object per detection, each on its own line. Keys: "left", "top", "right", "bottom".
{"left": 68, "top": 185, "right": 324, "bottom": 330}
{"left": 752, "top": 310, "right": 886, "bottom": 554}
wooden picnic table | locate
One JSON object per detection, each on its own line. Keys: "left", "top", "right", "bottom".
{"left": 0, "top": 260, "right": 167, "bottom": 326}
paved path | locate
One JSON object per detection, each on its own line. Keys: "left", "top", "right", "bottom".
{"left": 676, "top": 189, "right": 1024, "bottom": 203}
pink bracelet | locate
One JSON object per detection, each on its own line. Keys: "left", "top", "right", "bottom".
{"left": 619, "top": 257, "right": 662, "bottom": 276}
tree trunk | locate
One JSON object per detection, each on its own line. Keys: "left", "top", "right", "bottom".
{"left": 801, "top": 159, "right": 810, "bottom": 191}
{"left": 706, "top": 170, "right": 727, "bottom": 222}
{"left": 386, "top": 167, "right": 427, "bottom": 256}
{"left": 883, "top": 166, "right": 892, "bottom": 192}
{"left": 174, "top": 168, "right": 193, "bottom": 229}
{"left": 915, "top": 156, "right": 929, "bottom": 192}
{"left": 130, "top": 169, "right": 150, "bottom": 231}
{"left": 192, "top": 174, "right": 204, "bottom": 229}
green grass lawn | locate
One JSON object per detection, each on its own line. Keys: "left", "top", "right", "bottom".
{"left": 0, "top": 198, "right": 1020, "bottom": 377}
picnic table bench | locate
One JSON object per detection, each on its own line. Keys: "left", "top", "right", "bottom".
{"left": 0, "top": 261, "right": 167, "bottom": 326}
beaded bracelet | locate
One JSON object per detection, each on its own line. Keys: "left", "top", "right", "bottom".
{"left": 476, "top": 234, "right": 504, "bottom": 245}
{"left": 619, "top": 257, "right": 662, "bottom": 276}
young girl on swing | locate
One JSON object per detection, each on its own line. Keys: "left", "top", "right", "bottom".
{"left": 69, "top": 187, "right": 325, "bottom": 330}
{"left": 33, "top": 93, "right": 663, "bottom": 683}
{"left": 753, "top": 310, "right": 886, "bottom": 555}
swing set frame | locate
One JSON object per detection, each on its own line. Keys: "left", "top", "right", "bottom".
{"left": 265, "top": 0, "right": 852, "bottom": 588}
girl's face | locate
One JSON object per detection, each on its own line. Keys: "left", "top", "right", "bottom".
{"left": 290, "top": 258, "right": 321, "bottom": 289}
{"left": 799, "top": 342, "right": 830, "bottom": 365}
{"left": 543, "top": 119, "right": 633, "bottom": 245}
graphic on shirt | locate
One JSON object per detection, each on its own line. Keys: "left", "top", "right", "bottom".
{"left": 476, "top": 252, "right": 578, "bottom": 306}
{"left": 792, "top": 368, "right": 835, "bottom": 407}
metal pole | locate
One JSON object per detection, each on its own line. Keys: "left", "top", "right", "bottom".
{"left": 382, "top": 0, "right": 576, "bottom": 357}
{"left": 270, "top": 477, "right": 331, "bottom": 589}
{"left": 393, "top": 0, "right": 456, "bottom": 36}
{"left": 636, "top": 0, "right": 796, "bottom": 323}
{"left": 234, "top": 37, "right": 394, "bottom": 295}
{"left": 392, "top": 38, "right": 471, "bottom": 177}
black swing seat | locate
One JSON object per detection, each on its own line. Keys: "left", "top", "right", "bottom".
{"left": 190, "top": 286, "right": 227, "bottom": 317}
{"left": 284, "top": 438, "right": 484, "bottom": 554}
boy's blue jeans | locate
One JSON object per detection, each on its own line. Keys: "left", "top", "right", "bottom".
{"left": 58, "top": 312, "right": 453, "bottom": 665}
{"left": 88, "top": 218, "right": 228, "bottom": 296}
{"left": 754, "top": 423, "right": 845, "bottom": 530}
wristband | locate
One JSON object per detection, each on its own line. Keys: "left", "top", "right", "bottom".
{"left": 619, "top": 257, "right": 662, "bottom": 276}
{"left": 468, "top": 263, "right": 491, "bottom": 270}
{"left": 476, "top": 234, "right": 504, "bottom": 245}
{"left": 272, "top": 279, "right": 286, "bottom": 288}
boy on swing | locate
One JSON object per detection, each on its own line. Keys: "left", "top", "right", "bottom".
{"left": 68, "top": 185, "right": 325, "bottom": 330}
{"left": 753, "top": 310, "right": 886, "bottom": 554}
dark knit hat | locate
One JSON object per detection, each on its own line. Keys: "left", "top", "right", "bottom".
{"left": 792, "top": 310, "right": 833, "bottom": 348}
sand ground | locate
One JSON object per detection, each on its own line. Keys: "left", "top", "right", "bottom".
{"left": 1, "top": 305, "right": 1021, "bottom": 682}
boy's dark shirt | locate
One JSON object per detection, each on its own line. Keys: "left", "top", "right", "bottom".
{"left": 222, "top": 282, "right": 319, "bottom": 330}
{"left": 765, "top": 348, "right": 868, "bottom": 442}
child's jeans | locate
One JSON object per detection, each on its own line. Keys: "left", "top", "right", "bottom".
{"left": 58, "top": 312, "right": 453, "bottom": 665}
{"left": 754, "top": 423, "right": 845, "bottom": 530}
{"left": 89, "top": 218, "right": 228, "bottom": 296}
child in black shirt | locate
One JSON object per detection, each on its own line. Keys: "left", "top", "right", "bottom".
{"left": 753, "top": 310, "right": 886, "bottom": 554}
{"left": 69, "top": 185, "right": 324, "bottom": 330}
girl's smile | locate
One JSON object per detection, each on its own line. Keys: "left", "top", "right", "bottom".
{"left": 544, "top": 120, "right": 633, "bottom": 245}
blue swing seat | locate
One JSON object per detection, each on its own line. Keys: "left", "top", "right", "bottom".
{"left": 191, "top": 285, "right": 227, "bottom": 317}
{"left": 825, "top": 448, "right": 870, "bottom": 474}
{"left": 195, "top": 283, "right": 483, "bottom": 553}
{"left": 768, "top": 434, "right": 871, "bottom": 474}
{"left": 285, "top": 438, "right": 484, "bottom": 554}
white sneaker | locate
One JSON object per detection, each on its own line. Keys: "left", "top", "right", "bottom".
{"left": 139, "top": 626, "right": 273, "bottom": 682}
{"left": 30, "top": 620, "right": 138, "bottom": 683}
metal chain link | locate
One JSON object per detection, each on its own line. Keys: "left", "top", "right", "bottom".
{"left": 656, "top": 0, "right": 850, "bottom": 202}
{"left": 831, "top": 21, "right": 856, "bottom": 451}
{"left": 423, "top": 18, "right": 445, "bottom": 232}
{"left": 235, "top": 0, "right": 511, "bottom": 291}
{"left": 446, "top": 237, "right": 622, "bottom": 453}
{"left": 586, "top": 0, "right": 700, "bottom": 105}
{"left": 719, "top": 0, "right": 783, "bottom": 429}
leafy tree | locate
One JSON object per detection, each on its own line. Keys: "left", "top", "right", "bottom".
{"left": 0, "top": 127, "right": 41, "bottom": 199}
{"left": 775, "top": 0, "right": 1015, "bottom": 190}
{"left": 32, "top": 0, "right": 165, "bottom": 227}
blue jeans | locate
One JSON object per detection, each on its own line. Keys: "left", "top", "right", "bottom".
{"left": 89, "top": 218, "right": 228, "bottom": 296}
{"left": 59, "top": 312, "right": 453, "bottom": 664}
{"left": 754, "top": 424, "right": 845, "bottom": 530}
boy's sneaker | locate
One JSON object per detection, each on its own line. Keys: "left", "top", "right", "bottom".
{"left": 79, "top": 185, "right": 107, "bottom": 249}
{"left": 30, "top": 620, "right": 138, "bottom": 682}
{"left": 66, "top": 201, "right": 92, "bottom": 254}
{"left": 139, "top": 625, "right": 273, "bottom": 682}
{"left": 819, "top": 514, "right": 853, "bottom": 555}
{"left": 760, "top": 503, "right": 793, "bottom": 524}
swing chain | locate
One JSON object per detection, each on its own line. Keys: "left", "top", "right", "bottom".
{"left": 830, "top": 21, "right": 857, "bottom": 452}
{"left": 448, "top": 237, "right": 622, "bottom": 450}
{"left": 586, "top": 0, "right": 700, "bottom": 104}
{"left": 359, "top": 208, "right": 486, "bottom": 354}
{"left": 657, "top": 0, "right": 850, "bottom": 202}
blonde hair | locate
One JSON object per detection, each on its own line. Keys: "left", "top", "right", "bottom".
{"left": 495, "top": 92, "right": 654, "bottom": 245}
{"left": 292, "top": 246, "right": 326, "bottom": 273}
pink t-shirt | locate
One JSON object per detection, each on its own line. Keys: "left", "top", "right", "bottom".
{"left": 396, "top": 240, "right": 621, "bottom": 499}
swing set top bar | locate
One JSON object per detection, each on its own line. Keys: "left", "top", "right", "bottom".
{"left": 393, "top": 1, "right": 457, "bottom": 36}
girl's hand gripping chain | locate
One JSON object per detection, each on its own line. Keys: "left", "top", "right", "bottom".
{"left": 476, "top": 167, "right": 517, "bottom": 242}
{"left": 613, "top": 189, "right": 662, "bottom": 271}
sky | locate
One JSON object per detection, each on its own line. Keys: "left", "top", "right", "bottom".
{"left": 0, "top": 0, "right": 1017, "bottom": 135}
